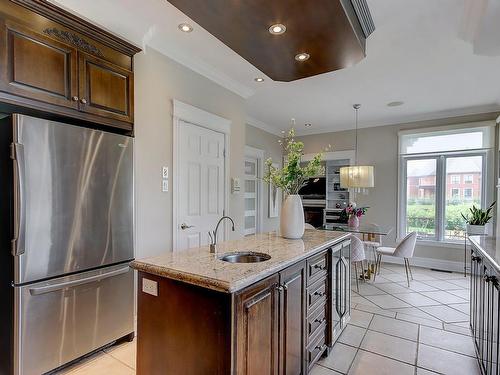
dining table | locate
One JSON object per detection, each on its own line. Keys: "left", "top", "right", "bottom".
{"left": 320, "top": 222, "right": 394, "bottom": 280}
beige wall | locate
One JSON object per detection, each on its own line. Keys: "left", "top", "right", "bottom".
{"left": 134, "top": 47, "right": 246, "bottom": 259}
{"left": 245, "top": 124, "right": 282, "bottom": 232}
{"left": 297, "top": 113, "right": 498, "bottom": 266}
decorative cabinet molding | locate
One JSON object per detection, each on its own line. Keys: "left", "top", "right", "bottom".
{"left": 43, "top": 28, "right": 104, "bottom": 58}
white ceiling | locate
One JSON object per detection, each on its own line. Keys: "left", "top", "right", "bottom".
{"left": 51, "top": 0, "right": 500, "bottom": 135}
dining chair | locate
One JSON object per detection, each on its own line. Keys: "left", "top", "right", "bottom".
{"left": 350, "top": 235, "right": 367, "bottom": 292}
{"left": 374, "top": 232, "right": 417, "bottom": 287}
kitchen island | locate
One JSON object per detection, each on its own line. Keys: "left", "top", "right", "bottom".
{"left": 131, "top": 230, "right": 351, "bottom": 375}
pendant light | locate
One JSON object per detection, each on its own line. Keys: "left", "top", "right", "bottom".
{"left": 339, "top": 104, "right": 375, "bottom": 190}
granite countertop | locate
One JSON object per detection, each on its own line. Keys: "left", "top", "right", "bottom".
{"left": 130, "top": 230, "right": 350, "bottom": 293}
{"left": 469, "top": 236, "right": 500, "bottom": 272}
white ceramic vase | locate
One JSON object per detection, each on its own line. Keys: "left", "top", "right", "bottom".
{"left": 280, "top": 194, "right": 305, "bottom": 239}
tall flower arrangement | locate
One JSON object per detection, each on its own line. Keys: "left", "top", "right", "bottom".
{"left": 263, "top": 128, "right": 325, "bottom": 195}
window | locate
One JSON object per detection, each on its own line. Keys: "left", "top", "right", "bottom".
{"left": 464, "top": 188, "right": 473, "bottom": 200}
{"left": 399, "top": 123, "right": 493, "bottom": 243}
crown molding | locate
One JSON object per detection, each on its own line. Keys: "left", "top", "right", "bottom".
{"left": 293, "top": 104, "right": 500, "bottom": 136}
{"left": 157, "top": 46, "right": 255, "bottom": 99}
{"left": 246, "top": 116, "right": 284, "bottom": 136}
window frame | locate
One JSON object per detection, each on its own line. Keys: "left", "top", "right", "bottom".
{"left": 451, "top": 188, "right": 460, "bottom": 199}
{"left": 398, "top": 149, "right": 491, "bottom": 244}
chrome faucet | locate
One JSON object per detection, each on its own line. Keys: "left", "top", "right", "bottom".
{"left": 209, "top": 216, "right": 235, "bottom": 253}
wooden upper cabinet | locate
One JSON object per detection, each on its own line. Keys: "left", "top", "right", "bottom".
{"left": 0, "top": 0, "right": 140, "bottom": 132}
{"left": 79, "top": 53, "right": 133, "bottom": 123}
{"left": 0, "top": 19, "right": 78, "bottom": 109}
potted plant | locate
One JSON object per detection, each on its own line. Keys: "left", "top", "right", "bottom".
{"left": 344, "top": 203, "right": 368, "bottom": 228}
{"left": 461, "top": 202, "right": 496, "bottom": 235}
{"left": 264, "top": 128, "right": 325, "bottom": 239}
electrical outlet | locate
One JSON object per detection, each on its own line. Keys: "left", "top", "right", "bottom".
{"left": 162, "top": 166, "right": 168, "bottom": 179}
{"left": 142, "top": 278, "right": 158, "bottom": 296}
{"left": 162, "top": 179, "right": 168, "bottom": 192}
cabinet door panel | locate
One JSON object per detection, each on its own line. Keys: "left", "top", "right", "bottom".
{"left": 79, "top": 53, "right": 133, "bottom": 123}
{"left": 280, "top": 261, "right": 306, "bottom": 375}
{"left": 236, "top": 275, "right": 279, "bottom": 375}
{"left": 0, "top": 19, "right": 78, "bottom": 108}
{"left": 491, "top": 277, "right": 499, "bottom": 375}
{"left": 330, "top": 244, "right": 342, "bottom": 343}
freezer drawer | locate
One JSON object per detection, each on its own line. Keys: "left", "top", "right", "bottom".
{"left": 14, "top": 264, "right": 134, "bottom": 375}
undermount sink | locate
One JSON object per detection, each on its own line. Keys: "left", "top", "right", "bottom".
{"left": 220, "top": 251, "right": 271, "bottom": 263}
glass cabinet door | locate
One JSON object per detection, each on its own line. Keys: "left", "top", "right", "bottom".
{"left": 330, "top": 245, "right": 342, "bottom": 341}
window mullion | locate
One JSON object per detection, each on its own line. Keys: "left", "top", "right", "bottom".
{"left": 436, "top": 156, "right": 446, "bottom": 241}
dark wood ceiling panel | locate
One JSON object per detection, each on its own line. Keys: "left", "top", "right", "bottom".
{"left": 166, "top": 0, "right": 370, "bottom": 81}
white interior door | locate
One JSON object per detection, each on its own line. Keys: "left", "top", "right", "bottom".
{"left": 244, "top": 157, "right": 258, "bottom": 235}
{"left": 177, "top": 120, "right": 225, "bottom": 250}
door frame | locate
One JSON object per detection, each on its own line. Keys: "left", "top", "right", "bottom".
{"left": 244, "top": 146, "right": 264, "bottom": 234}
{"left": 172, "top": 99, "right": 231, "bottom": 251}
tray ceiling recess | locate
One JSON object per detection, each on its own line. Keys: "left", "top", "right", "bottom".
{"left": 167, "top": 0, "right": 375, "bottom": 82}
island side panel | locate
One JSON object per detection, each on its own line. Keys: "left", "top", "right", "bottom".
{"left": 136, "top": 272, "right": 232, "bottom": 375}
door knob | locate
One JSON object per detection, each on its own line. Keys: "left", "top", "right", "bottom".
{"left": 180, "top": 223, "right": 194, "bottom": 230}
{"left": 80, "top": 98, "right": 87, "bottom": 104}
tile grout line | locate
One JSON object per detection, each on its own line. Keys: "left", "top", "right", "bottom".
{"left": 345, "top": 313, "right": 376, "bottom": 374}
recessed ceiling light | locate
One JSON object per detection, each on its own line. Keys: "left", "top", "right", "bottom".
{"left": 295, "top": 52, "right": 310, "bottom": 62}
{"left": 178, "top": 23, "right": 193, "bottom": 33}
{"left": 305, "top": 123, "right": 312, "bottom": 127}
{"left": 254, "top": 77, "right": 264, "bottom": 82}
{"left": 387, "top": 101, "right": 404, "bottom": 107}
{"left": 269, "top": 23, "right": 286, "bottom": 35}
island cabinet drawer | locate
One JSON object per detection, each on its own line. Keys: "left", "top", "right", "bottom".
{"left": 306, "top": 322, "right": 327, "bottom": 370}
{"left": 307, "top": 301, "right": 327, "bottom": 342}
{"left": 307, "top": 276, "right": 327, "bottom": 312}
{"left": 307, "top": 250, "right": 328, "bottom": 283}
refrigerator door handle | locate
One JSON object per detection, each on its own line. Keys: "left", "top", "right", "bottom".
{"left": 12, "top": 142, "right": 26, "bottom": 256}
{"left": 29, "top": 266, "right": 130, "bottom": 296}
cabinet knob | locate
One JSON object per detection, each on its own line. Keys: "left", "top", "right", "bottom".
{"left": 276, "top": 285, "right": 284, "bottom": 292}
{"left": 71, "top": 96, "right": 79, "bottom": 102}
{"left": 80, "top": 98, "right": 87, "bottom": 104}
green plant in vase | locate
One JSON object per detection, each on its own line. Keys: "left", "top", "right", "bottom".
{"left": 264, "top": 128, "right": 327, "bottom": 239}
{"left": 461, "top": 202, "right": 495, "bottom": 235}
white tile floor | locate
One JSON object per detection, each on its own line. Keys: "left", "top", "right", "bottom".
{"left": 55, "top": 263, "right": 480, "bottom": 375}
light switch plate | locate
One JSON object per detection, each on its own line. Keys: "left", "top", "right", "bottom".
{"left": 162, "top": 179, "right": 168, "bottom": 192}
{"left": 142, "top": 278, "right": 158, "bottom": 296}
{"left": 162, "top": 166, "right": 168, "bottom": 179}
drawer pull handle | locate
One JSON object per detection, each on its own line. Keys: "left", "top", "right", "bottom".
{"left": 314, "top": 291, "right": 326, "bottom": 297}
{"left": 315, "top": 344, "right": 326, "bottom": 351}
{"left": 313, "top": 264, "right": 325, "bottom": 270}
{"left": 314, "top": 318, "right": 325, "bottom": 323}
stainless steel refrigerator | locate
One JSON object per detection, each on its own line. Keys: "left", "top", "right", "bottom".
{"left": 0, "top": 114, "right": 135, "bottom": 375}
